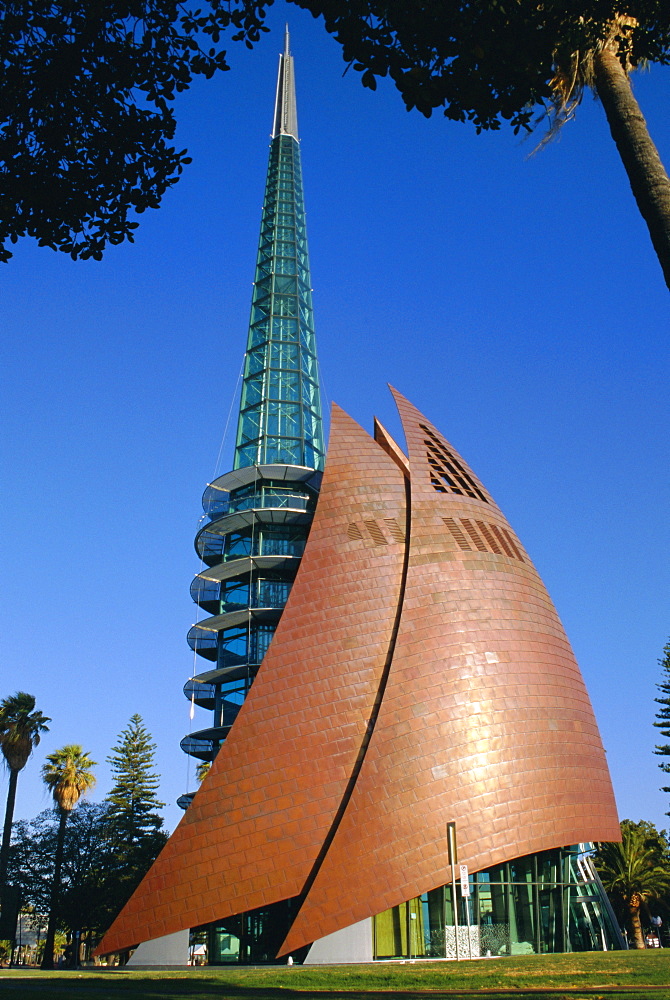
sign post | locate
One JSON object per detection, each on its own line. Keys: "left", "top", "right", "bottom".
{"left": 460, "top": 865, "right": 472, "bottom": 959}
{"left": 447, "top": 822, "right": 460, "bottom": 961}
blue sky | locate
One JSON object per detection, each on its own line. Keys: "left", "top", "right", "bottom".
{"left": 2, "top": 2, "right": 669, "bottom": 840}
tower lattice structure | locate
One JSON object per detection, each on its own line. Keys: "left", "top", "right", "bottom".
{"left": 179, "top": 29, "right": 324, "bottom": 804}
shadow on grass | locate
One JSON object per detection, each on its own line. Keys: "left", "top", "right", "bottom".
{"left": 0, "top": 974, "right": 669, "bottom": 1000}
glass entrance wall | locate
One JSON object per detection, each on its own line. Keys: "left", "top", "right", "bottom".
{"left": 373, "top": 846, "right": 624, "bottom": 959}
{"left": 203, "top": 897, "right": 309, "bottom": 965}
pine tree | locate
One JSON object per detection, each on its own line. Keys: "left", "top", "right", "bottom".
{"left": 106, "top": 715, "right": 165, "bottom": 845}
{"left": 653, "top": 639, "right": 670, "bottom": 812}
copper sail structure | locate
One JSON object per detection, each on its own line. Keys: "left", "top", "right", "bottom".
{"left": 96, "top": 36, "right": 621, "bottom": 965}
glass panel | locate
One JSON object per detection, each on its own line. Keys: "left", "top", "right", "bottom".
{"left": 221, "top": 580, "right": 250, "bottom": 612}
{"left": 510, "top": 856, "right": 534, "bottom": 883}
{"left": 241, "top": 375, "right": 263, "bottom": 407}
{"left": 273, "top": 294, "right": 298, "bottom": 317}
{"left": 478, "top": 879, "right": 511, "bottom": 957}
{"left": 423, "top": 888, "right": 445, "bottom": 957}
{"left": 224, "top": 531, "right": 252, "bottom": 560}
{"left": 249, "top": 322, "right": 269, "bottom": 347}
{"left": 208, "top": 923, "right": 241, "bottom": 963}
{"left": 245, "top": 347, "right": 267, "bottom": 375}
{"left": 256, "top": 578, "right": 291, "bottom": 608}
{"left": 538, "top": 884, "right": 564, "bottom": 953}
{"left": 374, "top": 902, "right": 408, "bottom": 959}
{"left": 271, "top": 316, "right": 298, "bottom": 338}
{"left": 275, "top": 257, "right": 297, "bottom": 276}
{"left": 237, "top": 407, "right": 262, "bottom": 442}
{"left": 509, "top": 880, "right": 537, "bottom": 954}
{"left": 269, "top": 342, "right": 299, "bottom": 369}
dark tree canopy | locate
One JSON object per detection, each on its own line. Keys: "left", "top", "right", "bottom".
{"left": 285, "top": 1, "right": 670, "bottom": 127}
{"left": 9, "top": 804, "right": 112, "bottom": 929}
{"left": 282, "top": 0, "right": 670, "bottom": 287}
{"left": 0, "top": 1, "right": 269, "bottom": 260}
{"left": 8, "top": 802, "right": 166, "bottom": 949}
{"left": 5, "top": 1, "right": 670, "bottom": 278}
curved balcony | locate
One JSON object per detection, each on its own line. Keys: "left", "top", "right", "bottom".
{"left": 183, "top": 678, "right": 254, "bottom": 711}
{"left": 180, "top": 724, "right": 234, "bottom": 762}
{"left": 187, "top": 662, "right": 259, "bottom": 692}
{"left": 187, "top": 608, "right": 281, "bottom": 659}
{"left": 190, "top": 555, "right": 300, "bottom": 612}
{"left": 183, "top": 678, "right": 217, "bottom": 708}
{"left": 206, "top": 487, "right": 316, "bottom": 520}
{"left": 195, "top": 507, "right": 312, "bottom": 564}
{"left": 202, "top": 464, "right": 322, "bottom": 517}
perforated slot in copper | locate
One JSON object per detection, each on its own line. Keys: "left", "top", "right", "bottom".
{"left": 384, "top": 518, "right": 406, "bottom": 543}
{"left": 502, "top": 527, "right": 524, "bottom": 562}
{"left": 420, "top": 423, "right": 488, "bottom": 503}
{"left": 476, "top": 520, "right": 502, "bottom": 554}
{"left": 490, "top": 523, "right": 514, "bottom": 557}
{"left": 364, "top": 520, "right": 388, "bottom": 545}
{"left": 460, "top": 518, "right": 488, "bottom": 552}
{"left": 442, "top": 517, "right": 472, "bottom": 551}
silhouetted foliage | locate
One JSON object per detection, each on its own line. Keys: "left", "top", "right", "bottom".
{"left": 9, "top": 798, "right": 167, "bottom": 955}
{"left": 0, "top": 692, "right": 50, "bottom": 892}
{"left": 40, "top": 744, "right": 97, "bottom": 968}
{"left": 9, "top": 805, "right": 112, "bottom": 939}
{"left": 277, "top": 1, "right": 670, "bottom": 287}
{"left": 0, "top": 1, "right": 270, "bottom": 260}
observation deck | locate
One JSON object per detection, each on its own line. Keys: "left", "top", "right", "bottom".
{"left": 179, "top": 465, "right": 321, "bottom": 803}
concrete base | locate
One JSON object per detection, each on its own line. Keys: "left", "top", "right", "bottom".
{"left": 304, "top": 918, "right": 373, "bottom": 964}
{"left": 126, "top": 929, "right": 189, "bottom": 967}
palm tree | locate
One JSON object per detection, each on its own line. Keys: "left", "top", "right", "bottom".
{"left": 40, "top": 745, "right": 96, "bottom": 969}
{"left": 594, "top": 820, "right": 670, "bottom": 948}
{"left": 546, "top": 15, "right": 670, "bottom": 290}
{"left": 196, "top": 761, "right": 211, "bottom": 784}
{"left": 0, "top": 692, "right": 50, "bottom": 890}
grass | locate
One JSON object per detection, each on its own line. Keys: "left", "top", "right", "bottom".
{"left": 1, "top": 951, "right": 670, "bottom": 1000}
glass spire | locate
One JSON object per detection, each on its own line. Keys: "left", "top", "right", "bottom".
{"left": 234, "top": 28, "right": 325, "bottom": 471}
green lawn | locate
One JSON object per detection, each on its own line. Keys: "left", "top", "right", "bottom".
{"left": 1, "top": 951, "right": 670, "bottom": 1000}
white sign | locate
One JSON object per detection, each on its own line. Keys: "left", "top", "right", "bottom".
{"left": 459, "top": 864, "right": 470, "bottom": 897}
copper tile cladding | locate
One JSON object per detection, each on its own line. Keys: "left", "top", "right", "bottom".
{"left": 95, "top": 405, "right": 407, "bottom": 956}
{"left": 96, "top": 390, "right": 619, "bottom": 960}
{"left": 278, "top": 389, "right": 619, "bottom": 956}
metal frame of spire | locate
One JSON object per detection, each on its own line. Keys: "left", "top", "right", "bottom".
{"left": 234, "top": 27, "right": 324, "bottom": 472}
{"left": 179, "top": 30, "right": 324, "bottom": 799}
{"left": 272, "top": 26, "right": 299, "bottom": 141}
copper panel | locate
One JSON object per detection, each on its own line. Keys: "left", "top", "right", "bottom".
{"left": 279, "top": 389, "right": 619, "bottom": 955}
{"left": 95, "top": 405, "right": 407, "bottom": 956}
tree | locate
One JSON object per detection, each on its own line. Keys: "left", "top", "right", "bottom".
{"left": 654, "top": 638, "right": 670, "bottom": 809}
{"left": 9, "top": 804, "right": 115, "bottom": 963}
{"left": 10, "top": 798, "right": 168, "bottom": 962}
{"left": 98, "top": 716, "right": 168, "bottom": 939}
{"left": 196, "top": 761, "right": 211, "bottom": 784}
{"left": 40, "top": 745, "right": 96, "bottom": 969}
{"left": 0, "top": 1, "right": 270, "bottom": 261}
{"left": 280, "top": 1, "right": 670, "bottom": 289}
{"left": 106, "top": 715, "right": 165, "bottom": 845}
{"left": 0, "top": 692, "right": 50, "bottom": 892}
{"left": 594, "top": 819, "right": 670, "bottom": 948}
